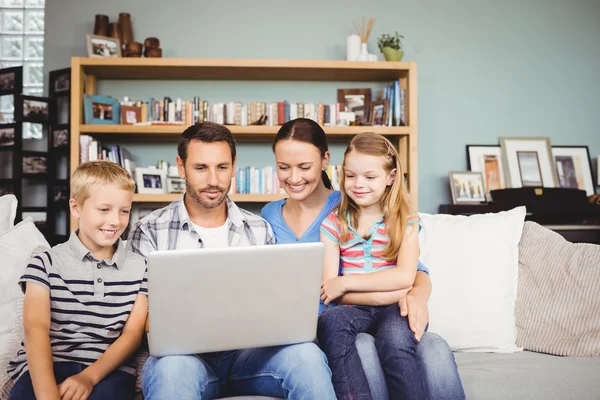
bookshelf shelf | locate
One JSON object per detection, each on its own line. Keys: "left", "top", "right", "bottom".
{"left": 70, "top": 57, "right": 418, "bottom": 230}
{"left": 133, "top": 193, "right": 286, "bottom": 203}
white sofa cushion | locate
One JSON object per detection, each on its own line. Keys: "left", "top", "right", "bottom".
{"left": 418, "top": 206, "right": 526, "bottom": 353}
{"left": 0, "top": 195, "right": 17, "bottom": 235}
{"left": 0, "top": 218, "right": 50, "bottom": 397}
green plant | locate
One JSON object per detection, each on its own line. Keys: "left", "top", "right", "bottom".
{"left": 377, "top": 31, "right": 404, "bottom": 52}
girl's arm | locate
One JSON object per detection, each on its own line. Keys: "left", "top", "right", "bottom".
{"left": 341, "top": 223, "right": 420, "bottom": 292}
{"left": 321, "top": 231, "right": 341, "bottom": 282}
{"left": 23, "top": 283, "right": 61, "bottom": 400}
{"left": 57, "top": 294, "right": 148, "bottom": 398}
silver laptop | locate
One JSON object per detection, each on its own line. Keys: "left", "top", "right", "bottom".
{"left": 147, "top": 242, "right": 324, "bottom": 357}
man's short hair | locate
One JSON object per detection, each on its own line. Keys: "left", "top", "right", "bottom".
{"left": 177, "top": 122, "right": 237, "bottom": 163}
{"left": 70, "top": 160, "right": 136, "bottom": 205}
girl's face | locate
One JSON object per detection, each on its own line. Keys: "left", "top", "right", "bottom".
{"left": 274, "top": 139, "right": 329, "bottom": 202}
{"left": 343, "top": 151, "right": 396, "bottom": 210}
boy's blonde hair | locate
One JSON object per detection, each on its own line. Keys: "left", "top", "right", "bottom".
{"left": 70, "top": 161, "right": 136, "bottom": 205}
{"left": 338, "top": 132, "right": 414, "bottom": 261}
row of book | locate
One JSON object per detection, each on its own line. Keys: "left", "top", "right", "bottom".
{"left": 79, "top": 135, "right": 136, "bottom": 178}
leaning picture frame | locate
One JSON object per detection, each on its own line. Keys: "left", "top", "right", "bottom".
{"left": 135, "top": 167, "right": 167, "bottom": 194}
{"left": 551, "top": 145, "right": 596, "bottom": 196}
{"left": 0, "top": 66, "right": 23, "bottom": 96}
{"left": 83, "top": 94, "right": 120, "bottom": 125}
{"left": 449, "top": 171, "right": 487, "bottom": 205}
{"left": 337, "top": 88, "right": 372, "bottom": 125}
{"left": 499, "top": 137, "right": 559, "bottom": 188}
{"left": 466, "top": 145, "right": 507, "bottom": 200}
{"left": 86, "top": 34, "right": 122, "bottom": 58}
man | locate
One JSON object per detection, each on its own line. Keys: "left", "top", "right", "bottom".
{"left": 127, "top": 122, "right": 336, "bottom": 400}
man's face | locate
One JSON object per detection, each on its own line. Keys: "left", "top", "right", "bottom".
{"left": 177, "top": 140, "right": 235, "bottom": 209}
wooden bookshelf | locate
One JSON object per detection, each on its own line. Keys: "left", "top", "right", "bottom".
{"left": 133, "top": 193, "right": 286, "bottom": 203}
{"left": 70, "top": 57, "right": 418, "bottom": 229}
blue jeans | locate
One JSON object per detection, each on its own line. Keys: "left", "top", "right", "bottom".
{"left": 317, "top": 304, "right": 426, "bottom": 400}
{"left": 141, "top": 342, "right": 336, "bottom": 399}
{"left": 9, "top": 362, "right": 135, "bottom": 400}
{"left": 357, "top": 332, "right": 466, "bottom": 400}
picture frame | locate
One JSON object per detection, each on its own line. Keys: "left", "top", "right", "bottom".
{"left": 551, "top": 145, "right": 596, "bottom": 196}
{"left": 52, "top": 127, "right": 69, "bottom": 148}
{"left": 22, "top": 152, "right": 48, "bottom": 175}
{"left": 369, "top": 99, "right": 389, "bottom": 126}
{"left": 0, "top": 66, "right": 23, "bottom": 96}
{"left": 120, "top": 105, "right": 141, "bottom": 125}
{"left": 15, "top": 95, "right": 49, "bottom": 123}
{"left": 499, "top": 137, "right": 559, "bottom": 188}
{"left": 49, "top": 67, "right": 70, "bottom": 96}
{"left": 86, "top": 34, "right": 122, "bottom": 58}
{"left": 167, "top": 177, "right": 186, "bottom": 193}
{"left": 466, "top": 145, "right": 506, "bottom": 199}
{"left": 0, "top": 124, "right": 17, "bottom": 148}
{"left": 83, "top": 94, "right": 120, "bottom": 125}
{"left": 135, "top": 167, "right": 167, "bottom": 194}
{"left": 337, "top": 88, "right": 372, "bottom": 125}
{"left": 449, "top": 171, "right": 487, "bottom": 205}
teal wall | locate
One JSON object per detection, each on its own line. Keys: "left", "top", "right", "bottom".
{"left": 43, "top": 0, "right": 600, "bottom": 213}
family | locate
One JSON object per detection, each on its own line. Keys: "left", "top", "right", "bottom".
{"left": 8, "top": 119, "right": 466, "bottom": 400}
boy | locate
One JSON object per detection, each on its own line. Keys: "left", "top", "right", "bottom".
{"left": 8, "top": 161, "right": 148, "bottom": 400}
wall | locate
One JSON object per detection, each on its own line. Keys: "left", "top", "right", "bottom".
{"left": 43, "top": 0, "right": 600, "bottom": 213}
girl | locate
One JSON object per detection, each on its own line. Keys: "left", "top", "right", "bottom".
{"left": 318, "top": 132, "right": 426, "bottom": 400}
{"left": 262, "top": 119, "right": 465, "bottom": 400}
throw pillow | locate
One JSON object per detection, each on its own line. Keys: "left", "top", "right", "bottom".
{"left": 0, "top": 195, "right": 17, "bottom": 235}
{"left": 516, "top": 221, "right": 600, "bottom": 356}
{"left": 0, "top": 218, "right": 50, "bottom": 397}
{"left": 418, "top": 206, "right": 526, "bottom": 353}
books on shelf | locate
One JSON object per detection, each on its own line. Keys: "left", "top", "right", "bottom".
{"left": 80, "top": 134, "right": 135, "bottom": 178}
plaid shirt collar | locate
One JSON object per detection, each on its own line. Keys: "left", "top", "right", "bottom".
{"left": 176, "top": 194, "right": 247, "bottom": 231}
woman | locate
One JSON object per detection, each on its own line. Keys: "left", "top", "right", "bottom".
{"left": 262, "top": 118, "right": 465, "bottom": 400}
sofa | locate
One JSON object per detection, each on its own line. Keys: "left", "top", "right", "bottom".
{"left": 1, "top": 195, "right": 599, "bottom": 399}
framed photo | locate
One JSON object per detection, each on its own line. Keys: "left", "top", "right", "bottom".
{"left": 52, "top": 128, "right": 69, "bottom": 148}
{"left": 121, "top": 105, "right": 141, "bottom": 125}
{"left": 337, "top": 88, "right": 371, "bottom": 125}
{"left": 49, "top": 67, "right": 70, "bottom": 95}
{"left": 16, "top": 95, "right": 49, "bottom": 123}
{"left": 22, "top": 153, "right": 47, "bottom": 175}
{"left": 135, "top": 167, "right": 167, "bottom": 194}
{"left": 449, "top": 171, "right": 487, "bottom": 205}
{"left": 86, "top": 34, "right": 122, "bottom": 58}
{"left": 466, "top": 145, "right": 506, "bottom": 199}
{"left": 167, "top": 177, "right": 186, "bottom": 193}
{"left": 499, "top": 137, "right": 558, "bottom": 188}
{"left": 0, "top": 66, "right": 22, "bottom": 95}
{"left": 83, "top": 94, "right": 120, "bottom": 125}
{"left": 369, "top": 99, "right": 389, "bottom": 126}
{"left": 53, "top": 184, "right": 69, "bottom": 202}
{"left": 0, "top": 124, "right": 16, "bottom": 147}
{"left": 551, "top": 146, "right": 595, "bottom": 196}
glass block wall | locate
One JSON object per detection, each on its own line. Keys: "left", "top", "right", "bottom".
{"left": 0, "top": 0, "right": 45, "bottom": 138}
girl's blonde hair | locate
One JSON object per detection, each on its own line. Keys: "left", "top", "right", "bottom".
{"left": 71, "top": 161, "right": 136, "bottom": 205}
{"left": 338, "top": 132, "right": 413, "bottom": 261}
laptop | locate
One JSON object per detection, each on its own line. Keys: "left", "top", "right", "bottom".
{"left": 147, "top": 242, "right": 324, "bottom": 357}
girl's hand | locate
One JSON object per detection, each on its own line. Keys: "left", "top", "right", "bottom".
{"left": 57, "top": 372, "right": 94, "bottom": 400}
{"left": 399, "top": 292, "right": 429, "bottom": 342}
{"left": 321, "top": 277, "right": 347, "bottom": 306}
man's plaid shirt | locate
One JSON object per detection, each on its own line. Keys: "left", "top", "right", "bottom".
{"left": 126, "top": 195, "right": 275, "bottom": 260}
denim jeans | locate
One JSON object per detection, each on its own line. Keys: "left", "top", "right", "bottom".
{"left": 141, "top": 342, "right": 336, "bottom": 399}
{"left": 317, "top": 304, "right": 427, "bottom": 400}
{"left": 357, "top": 332, "right": 466, "bottom": 400}
{"left": 9, "top": 362, "right": 135, "bottom": 400}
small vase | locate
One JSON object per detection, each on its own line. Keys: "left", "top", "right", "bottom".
{"left": 382, "top": 47, "right": 404, "bottom": 62}
{"left": 118, "top": 13, "right": 133, "bottom": 46}
{"left": 93, "top": 14, "right": 109, "bottom": 36}
{"left": 358, "top": 43, "right": 369, "bottom": 61}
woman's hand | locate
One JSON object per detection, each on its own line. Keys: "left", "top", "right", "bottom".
{"left": 321, "top": 277, "right": 347, "bottom": 306}
{"left": 399, "top": 292, "right": 429, "bottom": 342}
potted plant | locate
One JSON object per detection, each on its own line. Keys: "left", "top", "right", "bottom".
{"left": 377, "top": 31, "right": 404, "bottom": 61}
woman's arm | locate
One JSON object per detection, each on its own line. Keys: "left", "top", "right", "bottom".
{"left": 338, "top": 287, "right": 413, "bottom": 306}
{"left": 399, "top": 271, "right": 432, "bottom": 342}
{"left": 23, "top": 283, "right": 61, "bottom": 400}
{"left": 57, "top": 294, "right": 148, "bottom": 399}
{"left": 340, "top": 224, "right": 420, "bottom": 292}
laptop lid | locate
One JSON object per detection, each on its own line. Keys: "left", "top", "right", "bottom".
{"left": 147, "top": 242, "right": 324, "bottom": 357}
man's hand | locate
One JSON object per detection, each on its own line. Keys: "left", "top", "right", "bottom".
{"left": 399, "top": 292, "right": 429, "bottom": 342}
{"left": 57, "top": 372, "right": 94, "bottom": 400}
{"left": 321, "top": 277, "right": 347, "bottom": 306}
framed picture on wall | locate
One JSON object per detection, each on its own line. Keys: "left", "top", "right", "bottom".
{"left": 551, "top": 146, "right": 595, "bottom": 196}
{"left": 466, "top": 145, "right": 507, "bottom": 200}
{"left": 499, "top": 137, "right": 558, "bottom": 188}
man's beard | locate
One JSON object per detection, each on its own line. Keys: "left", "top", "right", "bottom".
{"left": 186, "top": 180, "right": 230, "bottom": 209}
